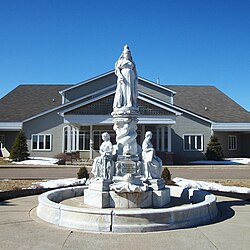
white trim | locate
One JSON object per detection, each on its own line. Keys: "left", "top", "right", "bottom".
{"left": 64, "top": 115, "right": 176, "bottom": 125}
{"left": 171, "top": 93, "right": 174, "bottom": 105}
{"left": 183, "top": 134, "right": 204, "bottom": 152}
{"left": 0, "top": 122, "right": 22, "bottom": 130}
{"left": 168, "top": 125, "right": 172, "bottom": 152}
{"left": 31, "top": 134, "right": 52, "bottom": 151}
{"left": 90, "top": 125, "right": 93, "bottom": 160}
{"left": 228, "top": 135, "right": 237, "bottom": 150}
{"left": 59, "top": 70, "right": 114, "bottom": 94}
{"left": 212, "top": 123, "right": 250, "bottom": 131}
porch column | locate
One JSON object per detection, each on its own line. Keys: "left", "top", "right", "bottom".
{"left": 168, "top": 125, "right": 172, "bottom": 152}
{"left": 72, "top": 127, "right": 76, "bottom": 151}
{"left": 76, "top": 128, "right": 79, "bottom": 151}
{"left": 156, "top": 127, "right": 160, "bottom": 151}
{"left": 67, "top": 126, "right": 71, "bottom": 152}
{"left": 89, "top": 125, "right": 93, "bottom": 160}
{"left": 161, "top": 126, "right": 165, "bottom": 151}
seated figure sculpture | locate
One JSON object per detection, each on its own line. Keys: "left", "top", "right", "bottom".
{"left": 142, "top": 131, "right": 163, "bottom": 179}
{"left": 92, "top": 132, "right": 114, "bottom": 180}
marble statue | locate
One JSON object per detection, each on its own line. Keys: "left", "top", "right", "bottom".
{"left": 142, "top": 131, "right": 163, "bottom": 179}
{"left": 91, "top": 132, "right": 114, "bottom": 180}
{"left": 113, "top": 117, "right": 138, "bottom": 156}
{"left": 113, "top": 45, "right": 138, "bottom": 109}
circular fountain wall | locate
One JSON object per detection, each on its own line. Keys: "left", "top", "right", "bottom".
{"left": 37, "top": 185, "right": 218, "bottom": 233}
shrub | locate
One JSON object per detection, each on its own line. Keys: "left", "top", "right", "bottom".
{"left": 10, "top": 130, "right": 29, "bottom": 162}
{"left": 77, "top": 167, "right": 89, "bottom": 179}
{"left": 205, "top": 135, "right": 224, "bottom": 161}
{"left": 161, "top": 167, "right": 171, "bottom": 184}
{"left": 55, "top": 153, "right": 68, "bottom": 165}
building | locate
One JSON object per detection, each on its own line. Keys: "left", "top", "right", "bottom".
{"left": 0, "top": 71, "right": 250, "bottom": 163}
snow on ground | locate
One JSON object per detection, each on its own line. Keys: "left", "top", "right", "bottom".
{"left": 173, "top": 177, "right": 250, "bottom": 194}
{"left": 30, "top": 178, "right": 86, "bottom": 189}
{"left": 13, "top": 157, "right": 58, "bottom": 165}
{"left": 189, "top": 158, "right": 250, "bottom": 165}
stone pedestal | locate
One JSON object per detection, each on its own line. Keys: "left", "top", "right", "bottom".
{"left": 84, "top": 179, "right": 112, "bottom": 208}
{"left": 148, "top": 178, "right": 166, "bottom": 190}
{"left": 88, "top": 179, "right": 112, "bottom": 191}
{"left": 152, "top": 188, "right": 170, "bottom": 208}
{"left": 110, "top": 190, "right": 152, "bottom": 208}
{"left": 84, "top": 189, "right": 110, "bottom": 208}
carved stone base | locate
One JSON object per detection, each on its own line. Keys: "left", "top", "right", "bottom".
{"left": 84, "top": 187, "right": 171, "bottom": 209}
{"left": 84, "top": 189, "right": 110, "bottom": 208}
{"left": 110, "top": 190, "right": 152, "bottom": 208}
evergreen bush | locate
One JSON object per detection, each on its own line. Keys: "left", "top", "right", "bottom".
{"left": 205, "top": 135, "right": 224, "bottom": 161}
{"left": 77, "top": 167, "right": 89, "bottom": 179}
{"left": 10, "top": 130, "right": 29, "bottom": 162}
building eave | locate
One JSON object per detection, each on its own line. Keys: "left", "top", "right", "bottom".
{"left": 212, "top": 122, "right": 250, "bottom": 131}
{"left": 0, "top": 122, "right": 23, "bottom": 131}
{"left": 64, "top": 115, "right": 176, "bottom": 125}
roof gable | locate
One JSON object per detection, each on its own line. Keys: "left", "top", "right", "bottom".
{"left": 64, "top": 93, "right": 177, "bottom": 116}
{"left": 61, "top": 71, "right": 176, "bottom": 105}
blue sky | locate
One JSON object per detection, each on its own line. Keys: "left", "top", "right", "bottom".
{"left": 1, "top": 0, "right": 250, "bottom": 111}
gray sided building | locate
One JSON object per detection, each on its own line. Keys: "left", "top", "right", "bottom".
{"left": 1, "top": 71, "right": 250, "bottom": 164}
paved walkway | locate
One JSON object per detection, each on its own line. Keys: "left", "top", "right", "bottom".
{"left": 0, "top": 194, "right": 250, "bottom": 250}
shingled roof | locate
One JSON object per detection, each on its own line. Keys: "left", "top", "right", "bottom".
{"left": 0, "top": 83, "right": 249, "bottom": 123}
{"left": 0, "top": 84, "right": 72, "bottom": 122}
{"left": 165, "top": 85, "right": 250, "bottom": 123}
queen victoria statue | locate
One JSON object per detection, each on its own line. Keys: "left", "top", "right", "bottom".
{"left": 113, "top": 45, "right": 138, "bottom": 111}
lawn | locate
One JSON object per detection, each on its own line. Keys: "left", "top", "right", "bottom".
{"left": 0, "top": 158, "right": 11, "bottom": 165}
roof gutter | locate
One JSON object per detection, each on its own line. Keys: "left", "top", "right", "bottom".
{"left": 0, "top": 122, "right": 23, "bottom": 131}
{"left": 212, "top": 122, "right": 250, "bottom": 132}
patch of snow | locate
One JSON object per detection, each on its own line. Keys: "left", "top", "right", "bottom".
{"left": 30, "top": 178, "right": 86, "bottom": 189}
{"left": 190, "top": 158, "right": 250, "bottom": 165}
{"left": 173, "top": 177, "right": 250, "bottom": 194}
{"left": 13, "top": 157, "right": 58, "bottom": 165}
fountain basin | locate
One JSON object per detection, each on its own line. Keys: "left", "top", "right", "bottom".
{"left": 37, "top": 185, "right": 218, "bottom": 233}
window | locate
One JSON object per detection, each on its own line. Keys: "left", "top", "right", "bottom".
{"left": 183, "top": 135, "right": 203, "bottom": 151}
{"left": 228, "top": 135, "right": 237, "bottom": 150}
{"left": 32, "top": 134, "right": 52, "bottom": 150}
{"left": 63, "top": 127, "right": 90, "bottom": 151}
{"left": 79, "top": 131, "right": 90, "bottom": 150}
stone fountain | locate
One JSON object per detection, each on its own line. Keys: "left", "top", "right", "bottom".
{"left": 84, "top": 45, "right": 169, "bottom": 209}
{"left": 37, "top": 45, "right": 219, "bottom": 232}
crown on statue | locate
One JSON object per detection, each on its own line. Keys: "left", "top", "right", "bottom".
{"left": 123, "top": 44, "right": 130, "bottom": 53}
